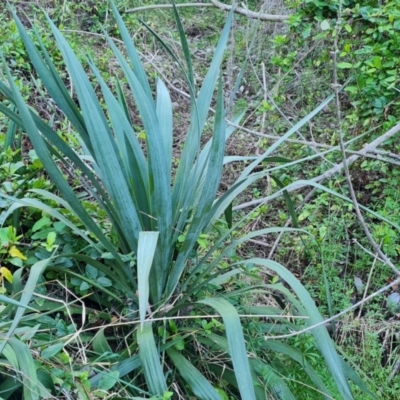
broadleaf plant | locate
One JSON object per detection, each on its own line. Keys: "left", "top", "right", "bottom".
{"left": 0, "top": 1, "right": 372, "bottom": 398}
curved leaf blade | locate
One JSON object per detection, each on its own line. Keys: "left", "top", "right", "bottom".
{"left": 240, "top": 258, "right": 353, "bottom": 399}
{"left": 167, "top": 347, "right": 221, "bottom": 400}
{"left": 137, "top": 322, "right": 167, "bottom": 396}
{"left": 138, "top": 232, "right": 159, "bottom": 328}
{"left": 199, "top": 297, "right": 256, "bottom": 400}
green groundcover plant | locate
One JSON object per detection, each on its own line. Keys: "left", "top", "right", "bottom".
{"left": 0, "top": 1, "right": 375, "bottom": 398}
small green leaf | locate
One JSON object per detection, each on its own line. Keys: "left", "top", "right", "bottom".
{"left": 320, "top": 20, "right": 330, "bottom": 30}
{"left": 32, "top": 217, "right": 51, "bottom": 232}
{"left": 302, "top": 26, "right": 311, "bottom": 38}
{"left": 47, "top": 231, "right": 56, "bottom": 247}
{"left": 97, "top": 277, "right": 112, "bottom": 287}
{"left": 215, "top": 388, "right": 229, "bottom": 400}
{"left": 174, "top": 340, "right": 185, "bottom": 351}
{"left": 85, "top": 264, "right": 98, "bottom": 280}
{"left": 344, "top": 24, "right": 352, "bottom": 33}
{"left": 41, "top": 343, "right": 64, "bottom": 360}
{"left": 97, "top": 371, "right": 120, "bottom": 391}
{"left": 80, "top": 281, "right": 90, "bottom": 291}
{"left": 337, "top": 62, "right": 353, "bottom": 69}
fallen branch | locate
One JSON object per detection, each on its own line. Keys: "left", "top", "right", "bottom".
{"left": 264, "top": 276, "right": 400, "bottom": 340}
{"left": 227, "top": 121, "right": 400, "bottom": 166}
{"left": 124, "top": 1, "right": 290, "bottom": 22}
{"left": 234, "top": 121, "right": 400, "bottom": 211}
{"left": 124, "top": 3, "right": 215, "bottom": 13}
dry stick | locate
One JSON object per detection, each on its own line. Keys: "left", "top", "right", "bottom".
{"left": 332, "top": 3, "right": 400, "bottom": 277}
{"left": 389, "top": 359, "right": 400, "bottom": 383}
{"left": 227, "top": 122, "right": 400, "bottom": 165}
{"left": 374, "top": 148, "right": 400, "bottom": 161}
{"left": 265, "top": 276, "right": 400, "bottom": 340}
{"left": 357, "top": 250, "right": 380, "bottom": 318}
{"left": 125, "top": 3, "right": 215, "bottom": 13}
{"left": 260, "top": 62, "right": 267, "bottom": 136}
{"left": 234, "top": 121, "right": 400, "bottom": 210}
{"left": 124, "top": 1, "right": 290, "bottom": 22}
{"left": 352, "top": 238, "right": 386, "bottom": 264}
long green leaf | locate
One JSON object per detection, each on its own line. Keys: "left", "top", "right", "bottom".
{"left": 168, "top": 71, "right": 226, "bottom": 296}
{"left": 171, "top": 10, "right": 233, "bottom": 225}
{"left": 0, "top": 258, "right": 49, "bottom": 354}
{"left": 45, "top": 17, "right": 144, "bottom": 254}
{"left": 250, "top": 358, "right": 296, "bottom": 400}
{"left": 156, "top": 78, "right": 173, "bottom": 179}
{"left": 166, "top": 347, "right": 221, "bottom": 400}
{"left": 109, "top": 0, "right": 153, "bottom": 100}
{"left": 199, "top": 297, "right": 256, "bottom": 400}
{"left": 239, "top": 258, "right": 353, "bottom": 399}
{"left": 89, "top": 65, "right": 152, "bottom": 232}
{"left": 0, "top": 98, "right": 125, "bottom": 246}
{"left": 3, "top": 339, "right": 49, "bottom": 400}
{"left": 10, "top": 10, "right": 89, "bottom": 148}
{"left": 103, "top": 29, "right": 173, "bottom": 301}
{"left": 137, "top": 322, "right": 167, "bottom": 396}
{"left": 262, "top": 341, "right": 332, "bottom": 398}
{"left": 138, "top": 232, "right": 159, "bottom": 328}
{"left": 0, "top": 52, "right": 128, "bottom": 273}
{"left": 185, "top": 226, "right": 306, "bottom": 295}
{"left": 0, "top": 294, "right": 37, "bottom": 312}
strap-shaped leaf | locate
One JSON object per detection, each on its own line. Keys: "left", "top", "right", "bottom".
{"left": 109, "top": 0, "right": 153, "bottom": 101}
{"left": 0, "top": 295, "right": 37, "bottom": 312}
{"left": 10, "top": 10, "right": 89, "bottom": 149}
{"left": 0, "top": 55, "right": 127, "bottom": 271}
{"left": 89, "top": 60, "right": 150, "bottom": 222}
{"left": 166, "top": 347, "right": 221, "bottom": 400}
{"left": 262, "top": 341, "right": 331, "bottom": 398}
{"left": 137, "top": 322, "right": 167, "bottom": 396}
{"left": 249, "top": 358, "right": 296, "bottom": 400}
{"left": 185, "top": 226, "right": 304, "bottom": 295}
{"left": 45, "top": 17, "right": 144, "bottom": 254}
{"left": 171, "top": 9, "right": 233, "bottom": 225}
{"left": 168, "top": 71, "right": 226, "bottom": 295}
{"left": 0, "top": 258, "right": 49, "bottom": 355}
{"left": 2, "top": 339, "right": 48, "bottom": 400}
{"left": 241, "top": 258, "right": 354, "bottom": 399}
{"left": 156, "top": 79, "right": 173, "bottom": 180}
{"left": 138, "top": 232, "right": 159, "bottom": 328}
{"left": 104, "top": 30, "right": 173, "bottom": 301}
{"left": 198, "top": 298, "right": 256, "bottom": 400}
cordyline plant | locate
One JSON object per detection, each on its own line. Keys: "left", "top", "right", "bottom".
{"left": 0, "top": 1, "right": 374, "bottom": 399}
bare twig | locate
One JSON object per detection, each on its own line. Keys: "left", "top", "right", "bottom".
{"left": 234, "top": 121, "right": 400, "bottom": 210}
{"left": 265, "top": 276, "right": 400, "bottom": 340}
{"left": 389, "top": 358, "right": 400, "bottom": 383}
{"left": 226, "top": 121, "right": 400, "bottom": 166}
{"left": 125, "top": 3, "right": 215, "bottom": 13}
{"left": 248, "top": 238, "right": 272, "bottom": 248}
{"left": 332, "top": 2, "right": 400, "bottom": 276}
{"left": 357, "top": 251, "right": 379, "bottom": 318}
{"left": 124, "top": 1, "right": 290, "bottom": 22}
